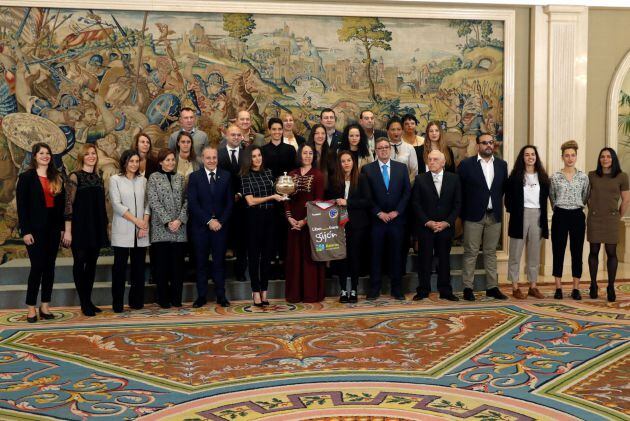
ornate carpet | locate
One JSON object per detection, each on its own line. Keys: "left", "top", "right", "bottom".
{"left": 0, "top": 283, "right": 628, "bottom": 420}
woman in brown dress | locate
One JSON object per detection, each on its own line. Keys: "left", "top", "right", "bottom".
{"left": 284, "top": 143, "right": 325, "bottom": 303}
{"left": 587, "top": 147, "right": 630, "bottom": 302}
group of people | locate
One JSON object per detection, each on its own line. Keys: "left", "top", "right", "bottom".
{"left": 16, "top": 106, "right": 629, "bottom": 322}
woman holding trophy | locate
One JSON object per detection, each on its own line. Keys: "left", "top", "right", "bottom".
{"left": 284, "top": 143, "right": 326, "bottom": 303}
{"left": 240, "top": 146, "right": 285, "bottom": 307}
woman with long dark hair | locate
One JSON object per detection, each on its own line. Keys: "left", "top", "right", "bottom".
{"left": 550, "top": 140, "right": 589, "bottom": 300}
{"left": 132, "top": 132, "right": 158, "bottom": 179}
{"left": 109, "top": 149, "right": 151, "bottom": 312}
{"left": 16, "top": 142, "right": 65, "bottom": 322}
{"left": 587, "top": 147, "right": 629, "bottom": 302}
{"left": 326, "top": 150, "right": 371, "bottom": 303}
{"left": 62, "top": 144, "right": 109, "bottom": 316}
{"left": 505, "top": 145, "right": 550, "bottom": 299}
{"left": 174, "top": 131, "right": 199, "bottom": 181}
{"left": 307, "top": 123, "right": 335, "bottom": 189}
{"left": 338, "top": 123, "right": 373, "bottom": 170}
{"left": 417, "top": 121, "right": 455, "bottom": 173}
{"left": 240, "top": 145, "right": 285, "bottom": 306}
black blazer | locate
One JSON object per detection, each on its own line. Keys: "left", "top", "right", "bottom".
{"left": 218, "top": 146, "right": 243, "bottom": 196}
{"left": 187, "top": 167, "right": 233, "bottom": 229}
{"left": 361, "top": 159, "right": 411, "bottom": 225}
{"left": 329, "top": 130, "right": 343, "bottom": 151}
{"left": 412, "top": 171, "right": 461, "bottom": 232}
{"left": 325, "top": 174, "right": 371, "bottom": 230}
{"left": 16, "top": 169, "right": 65, "bottom": 236}
{"left": 415, "top": 145, "right": 456, "bottom": 174}
{"left": 457, "top": 155, "right": 508, "bottom": 222}
{"left": 504, "top": 173, "right": 550, "bottom": 239}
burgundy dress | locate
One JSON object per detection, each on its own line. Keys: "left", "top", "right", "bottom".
{"left": 284, "top": 167, "right": 325, "bottom": 303}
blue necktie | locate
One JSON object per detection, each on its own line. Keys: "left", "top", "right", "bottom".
{"left": 381, "top": 164, "right": 389, "bottom": 189}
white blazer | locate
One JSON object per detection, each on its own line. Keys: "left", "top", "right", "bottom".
{"left": 109, "top": 174, "right": 151, "bottom": 248}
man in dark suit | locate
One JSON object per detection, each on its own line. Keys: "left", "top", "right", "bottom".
{"left": 412, "top": 150, "right": 461, "bottom": 301}
{"left": 458, "top": 133, "right": 508, "bottom": 301}
{"left": 362, "top": 137, "right": 411, "bottom": 300}
{"left": 359, "top": 109, "right": 387, "bottom": 158}
{"left": 320, "top": 108, "right": 342, "bottom": 151}
{"left": 218, "top": 125, "right": 247, "bottom": 282}
{"left": 188, "top": 145, "right": 234, "bottom": 307}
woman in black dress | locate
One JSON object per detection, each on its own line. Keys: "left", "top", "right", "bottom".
{"left": 16, "top": 142, "right": 65, "bottom": 322}
{"left": 62, "top": 144, "right": 109, "bottom": 316}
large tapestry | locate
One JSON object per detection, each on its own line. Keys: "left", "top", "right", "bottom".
{"left": 0, "top": 7, "right": 504, "bottom": 262}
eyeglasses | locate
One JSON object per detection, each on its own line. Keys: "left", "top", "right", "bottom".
{"left": 479, "top": 141, "right": 495, "bottom": 146}
{"left": 376, "top": 146, "right": 391, "bottom": 150}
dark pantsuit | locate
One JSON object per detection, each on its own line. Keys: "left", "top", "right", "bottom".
{"left": 552, "top": 207, "right": 585, "bottom": 278}
{"left": 112, "top": 246, "right": 146, "bottom": 311}
{"left": 193, "top": 229, "right": 228, "bottom": 300}
{"left": 417, "top": 227, "right": 453, "bottom": 295}
{"left": 370, "top": 223, "right": 404, "bottom": 296}
{"left": 152, "top": 242, "right": 184, "bottom": 306}
{"left": 228, "top": 202, "right": 248, "bottom": 277}
{"left": 25, "top": 224, "right": 60, "bottom": 306}
{"left": 247, "top": 208, "right": 274, "bottom": 292}
{"left": 71, "top": 245, "right": 100, "bottom": 308}
{"left": 332, "top": 226, "right": 368, "bottom": 291}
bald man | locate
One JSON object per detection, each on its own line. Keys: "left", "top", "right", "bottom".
{"left": 411, "top": 150, "right": 461, "bottom": 301}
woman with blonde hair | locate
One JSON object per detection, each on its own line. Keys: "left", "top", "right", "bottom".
{"left": 281, "top": 110, "right": 305, "bottom": 151}
{"left": 62, "top": 144, "right": 109, "bottom": 316}
{"left": 16, "top": 143, "right": 65, "bottom": 322}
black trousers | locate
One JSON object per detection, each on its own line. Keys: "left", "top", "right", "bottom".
{"left": 112, "top": 246, "right": 146, "bottom": 310}
{"left": 271, "top": 203, "right": 288, "bottom": 262}
{"left": 71, "top": 245, "right": 100, "bottom": 308}
{"left": 152, "top": 242, "right": 184, "bottom": 306}
{"left": 551, "top": 207, "right": 585, "bottom": 278}
{"left": 332, "top": 224, "right": 368, "bottom": 291}
{"left": 370, "top": 222, "right": 404, "bottom": 296}
{"left": 416, "top": 227, "right": 454, "bottom": 295}
{"left": 247, "top": 207, "right": 275, "bottom": 292}
{"left": 25, "top": 225, "right": 60, "bottom": 306}
{"left": 227, "top": 201, "right": 248, "bottom": 277}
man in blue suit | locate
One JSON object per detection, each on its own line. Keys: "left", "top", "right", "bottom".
{"left": 458, "top": 133, "right": 508, "bottom": 301}
{"left": 188, "top": 145, "right": 234, "bottom": 307}
{"left": 362, "top": 137, "right": 411, "bottom": 300}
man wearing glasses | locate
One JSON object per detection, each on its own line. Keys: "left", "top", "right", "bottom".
{"left": 458, "top": 133, "right": 508, "bottom": 301}
{"left": 362, "top": 137, "right": 411, "bottom": 301}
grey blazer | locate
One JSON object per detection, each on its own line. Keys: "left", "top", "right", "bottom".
{"left": 147, "top": 172, "right": 188, "bottom": 243}
{"left": 109, "top": 174, "right": 150, "bottom": 248}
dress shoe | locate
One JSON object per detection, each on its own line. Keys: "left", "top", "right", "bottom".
{"left": 512, "top": 288, "right": 527, "bottom": 300}
{"left": 261, "top": 300, "right": 270, "bottom": 306}
{"left": 486, "top": 287, "right": 508, "bottom": 300}
{"left": 39, "top": 309, "right": 55, "bottom": 320}
{"left": 81, "top": 306, "right": 96, "bottom": 317}
{"left": 589, "top": 282, "right": 598, "bottom": 299}
{"left": 366, "top": 293, "right": 379, "bottom": 301}
{"left": 90, "top": 303, "right": 103, "bottom": 313}
{"left": 392, "top": 294, "right": 406, "bottom": 301}
{"left": 172, "top": 302, "right": 183, "bottom": 308}
{"left": 192, "top": 298, "right": 207, "bottom": 308}
{"left": 463, "top": 288, "right": 475, "bottom": 301}
{"left": 554, "top": 288, "right": 563, "bottom": 299}
{"left": 113, "top": 305, "right": 124, "bottom": 313}
{"left": 412, "top": 292, "right": 429, "bottom": 301}
{"left": 339, "top": 290, "right": 349, "bottom": 303}
{"left": 26, "top": 314, "right": 37, "bottom": 323}
{"left": 528, "top": 287, "right": 545, "bottom": 299}
{"left": 158, "top": 302, "right": 171, "bottom": 309}
{"left": 348, "top": 290, "right": 358, "bottom": 303}
{"left": 607, "top": 285, "right": 616, "bottom": 302}
{"left": 439, "top": 293, "right": 459, "bottom": 301}
{"left": 570, "top": 288, "right": 582, "bottom": 300}
{"left": 217, "top": 297, "right": 230, "bottom": 307}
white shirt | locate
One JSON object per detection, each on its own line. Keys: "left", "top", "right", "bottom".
{"left": 344, "top": 180, "right": 350, "bottom": 199}
{"left": 207, "top": 168, "right": 217, "bottom": 183}
{"left": 389, "top": 140, "right": 418, "bottom": 184}
{"left": 477, "top": 154, "right": 495, "bottom": 209}
{"left": 431, "top": 169, "right": 444, "bottom": 197}
{"left": 227, "top": 146, "right": 240, "bottom": 163}
{"left": 524, "top": 173, "right": 541, "bottom": 209}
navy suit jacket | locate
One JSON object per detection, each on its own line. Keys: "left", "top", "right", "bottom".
{"left": 361, "top": 159, "right": 411, "bottom": 225}
{"left": 329, "top": 130, "right": 342, "bottom": 151}
{"left": 457, "top": 155, "right": 507, "bottom": 222}
{"left": 187, "top": 167, "right": 233, "bottom": 230}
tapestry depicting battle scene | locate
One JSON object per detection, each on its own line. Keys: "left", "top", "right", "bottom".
{"left": 0, "top": 7, "right": 504, "bottom": 262}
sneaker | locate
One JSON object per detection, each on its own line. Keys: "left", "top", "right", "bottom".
{"left": 348, "top": 290, "right": 358, "bottom": 303}
{"left": 339, "top": 290, "right": 349, "bottom": 303}
{"left": 528, "top": 287, "right": 545, "bottom": 299}
{"left": 512, "top": 288, "right": 526, "bottom": 300}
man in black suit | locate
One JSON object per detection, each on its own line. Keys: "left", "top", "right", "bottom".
{"left": 359, "top": 109, "right": 387, "bottom": 158}
{"left": 188, "top": 145, "right": 234, "bottom": 307}
{"left": 412, "top": 150, "right": 461, "bottom": 301}
{"left": 320, "top": 108, "right": 342, "bottom": 151}
{"left": 362, "top": 137, "right": 411, "bottom": 300}
{"left": 218, "top": 125, "right": 247, "bottom": 282}
{"left": 458, "top": 133, "right": 508, "bottom": 301}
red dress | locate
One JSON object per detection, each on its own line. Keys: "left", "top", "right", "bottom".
{"left": 284, "top": 167, "right": 325, "bottom": 303}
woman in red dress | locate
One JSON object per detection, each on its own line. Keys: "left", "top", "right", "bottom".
{"left": 285, "top": 143, "right": 325, "bottom": 302}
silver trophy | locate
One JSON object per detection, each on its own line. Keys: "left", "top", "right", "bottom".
{"left": 275, "top": 172, "right": 296, "bottom": 200}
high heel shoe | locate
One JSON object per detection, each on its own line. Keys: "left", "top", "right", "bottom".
{"left": 589, "top": 282, "right": 598, "bottom": 299}
{"left": 39, "top": 308, "right": 55, "bottom": 320}
{"left": 26, "top": 314, "right": 37, "bottom": 323}
{"left": 261, "top": 292, "right": 270, "bottom": 306}
{"left": 607, "top": 285, "right": 616, "bottom": 302}
{"left": 252, "top": 293, "right": 263, "bottom": 308}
